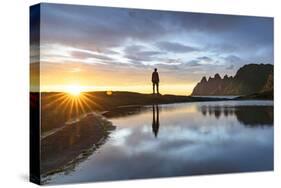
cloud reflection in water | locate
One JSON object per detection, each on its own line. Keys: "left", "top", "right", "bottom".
{"left": 47, "top": 100, "right": 273, "bottom": 184}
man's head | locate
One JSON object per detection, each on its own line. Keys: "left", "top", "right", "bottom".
{"left": 154, "top": 68, "right": 157, "bottom": 72}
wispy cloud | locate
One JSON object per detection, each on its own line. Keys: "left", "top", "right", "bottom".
{"left": 156, "top": 41, "right": 199, "bottom": 53}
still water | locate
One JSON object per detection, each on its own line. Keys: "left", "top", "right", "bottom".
{"left": 46, "top": 100, "right": 273, "bottom": 184}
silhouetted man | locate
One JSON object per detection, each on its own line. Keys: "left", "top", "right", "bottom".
{"left": 152, "top": 68, "right": 160, "bottom": 94}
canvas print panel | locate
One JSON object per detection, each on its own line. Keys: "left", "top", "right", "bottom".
{"left": 30, "top": 3, "right": 273, "bottom": 185}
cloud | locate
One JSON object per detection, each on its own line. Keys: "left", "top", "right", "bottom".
{"left": 187, "top": 60, "right": 201, "bottom": 67}
{"left": 124, "top": 45, "right": 164, "bottom": 62}
{"left": 71, "top": 51, "right": 114, "bottom": 61}
{"left": 40, "top": 4, "right": 173, "bottom": 52}
{"left": 40, "top": 3, "right": 273, "bottom": 54}
{"left": 226, "top": 64, "right": 235, "bottom": 70}
{"left": 102, "top": 49, "right": 120, "bottom": 55}
{"left": 124, "top": 45, "right": 143, "bottom": 54}
{"left": 165, "top": 58, "right": 182, "bottom": 64}
{"left": 156, "top": 41, "right": 199, "bottom": 53}
{"left": 223, "top": 55, "right": 243, "bottom": 64}
{"left": 197, "top": 56, "right": 212, "bottom": 62}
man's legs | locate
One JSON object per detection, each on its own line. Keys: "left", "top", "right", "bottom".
{"left": 153, "top": 82, "right": 155, "bottom": 94}
{"left": 156, "top": 82, "right": 159, "bottom": 94}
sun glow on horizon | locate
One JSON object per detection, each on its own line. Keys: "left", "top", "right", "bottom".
{"left": 41, "top": 87, "right": 102, "bottom": 121}
{"left": 65, "top": 85, "right": 84, "bottom": 96}
{"left": 38, "top": 83, "right": 196, "bottom": 96}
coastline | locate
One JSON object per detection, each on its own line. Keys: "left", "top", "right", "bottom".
{"left": 41, "top": 113, "right": 115, "bottom": 179}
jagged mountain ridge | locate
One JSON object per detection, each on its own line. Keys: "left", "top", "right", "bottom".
{"left": 192, "top": 64, "right": 273, "bottom": 96}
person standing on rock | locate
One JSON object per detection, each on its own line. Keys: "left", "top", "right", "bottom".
{"left": 152, "top": 68, "right": 160, "bottom": 95}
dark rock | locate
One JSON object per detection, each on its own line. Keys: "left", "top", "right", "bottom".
{"left": 214, "top": 73, "right": 221, "bottom": 79}
{"left": 192, "top": 64, "right": 273, "bottom": 96}
{"left": 261, "top": 73, "right": 273, "bottom": 92}
{"left": 201, "top": 76, "right": 207, "bottom": 83}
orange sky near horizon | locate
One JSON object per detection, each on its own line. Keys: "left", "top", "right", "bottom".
{"left": 30, "top": 62, "right": 198, "bottom": 95}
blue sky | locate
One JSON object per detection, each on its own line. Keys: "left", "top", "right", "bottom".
{"left": 31, "top": 3, "right": 273, "bottom": 94}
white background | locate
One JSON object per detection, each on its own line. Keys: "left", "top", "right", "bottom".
{"left": 0, "top": 0, "right": 280, "bottom": 187}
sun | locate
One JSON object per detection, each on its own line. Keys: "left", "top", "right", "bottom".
{"left": 65, "top": 85, "right": 83, "bottom": 96}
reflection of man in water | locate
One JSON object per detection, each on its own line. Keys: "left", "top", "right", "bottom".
{"left": 152, "top": 68, "right": 160, "bottom": 94}
{"left": 152, "top": 104, "right": 160, "bottom": 138}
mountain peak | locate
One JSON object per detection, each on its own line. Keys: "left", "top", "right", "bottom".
{"left": 191, "top": 63, "right": 273, "bottom": 96}
{"left": 214, "top": 73, "right": 221, "bottom": 80}
{"left": 223, "top": 74, "right": 229, "bottom": 79}
{"left": 200, "top": 76, "right": 207, "bottom": 83}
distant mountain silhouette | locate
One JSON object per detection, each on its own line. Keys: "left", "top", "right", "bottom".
{"left": 192, "top": 64, "right": 273, "bottom": 96}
